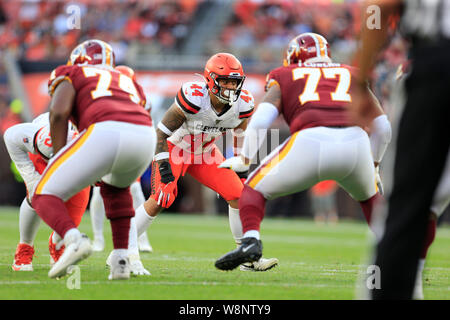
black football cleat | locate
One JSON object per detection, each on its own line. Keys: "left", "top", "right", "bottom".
{"left": 215, "top": 237, "right": 262, "bottom": 271}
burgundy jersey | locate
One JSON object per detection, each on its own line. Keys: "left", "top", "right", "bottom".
{"left": 48, "top": 65, "right": 152, "bottom": 131}
{"left": 266, "top": 62, "right": 358, "bottom": 134}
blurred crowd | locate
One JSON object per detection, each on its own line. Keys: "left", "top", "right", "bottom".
{"left": 0, "top": 0, "right": 382, "bottom": 69}
{"left": 0, "top": 0, "right": 412, "bottom": 220}
{"left": 209, "top": 0, "right": 361, "bottom": 70}
{"left": 0, "top": 0, "right": 201, "bottom": 63}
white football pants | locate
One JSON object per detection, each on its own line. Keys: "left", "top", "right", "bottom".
{"left": 246, "top": 126, "right": 377, "bottom": 202}
{"left": 35, "top": 121, "right": 154, "bottom": 200}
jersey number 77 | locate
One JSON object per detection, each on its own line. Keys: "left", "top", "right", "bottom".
{"left": 293, "top": 67, "right": 352, "bottom": 105}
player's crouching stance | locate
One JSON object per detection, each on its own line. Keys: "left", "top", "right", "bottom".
{"left": 4, "top": 112, "right": 90, "bottom": 271}
{"left": 31, "top": 39, "right": 154, "bottom": 280}
{"left": 215, "top": 33, "right": 392, "bottom": 271}
{"left": 134, "top": 53, "right": 278, "bottom": 271}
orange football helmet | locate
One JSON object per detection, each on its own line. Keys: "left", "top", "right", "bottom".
{"left": 115, "top": 65, "right": 136, "bottom": 81}
{"left": 204, "top": 53, "right": 245, "bottom": 104}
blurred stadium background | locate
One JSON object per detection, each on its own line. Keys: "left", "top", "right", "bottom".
{"left": 0, "top": 0, "right": 448, "bottom": 224}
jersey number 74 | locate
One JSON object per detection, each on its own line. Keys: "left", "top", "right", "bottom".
{"left": 82, "top": 67, "right": 141, "bottom": 104}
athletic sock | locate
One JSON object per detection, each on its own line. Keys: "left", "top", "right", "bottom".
{"left": 420, "top": 218, "right": 437, "bottom": 259}
{"left": 228, "top": 206, "right": 243, "bottom": 245}
{"left": 359, "top": 193, "right": 381, "bottom": 228}
{"left": 128, "top": 217, "right": 140, "bottom": 256}
{"left": 32, "top": 194, "right": 76, "bottom": 238}
{"left": 135, "top": 204, "right": 156, "bottom": 236}
{"left": 243, "top": 230, "right": 260, "bottom": 240}
{"left": 239, "top": 185, "right": 266, "bottom": 233}
{"left": 90, "top": 186, "right": 105, "bottom": 240}
{"left": 18, "top": 198, "right": 40, "bottom": 245}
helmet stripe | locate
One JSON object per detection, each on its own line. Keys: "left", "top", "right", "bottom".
{"left": 98, "top": 41, "right": 106, "bottom": 65}
{"left": 104, "top": 42, "right": 113, "bottom": 67}
{"left": 321, "top": 35, "right": 328, "bottom": 57}
{"left": 316, "top": 35, "right": 326, "bottom": 57}
{"left": 105, "top": 48, "right": 111, "bottom": 67}
{"left": 309, "top": 34, "right": 321, "bottom": 59}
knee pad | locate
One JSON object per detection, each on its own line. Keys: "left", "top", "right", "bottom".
{"left": 100, "top": 183, "right": 134, "bottom": 220}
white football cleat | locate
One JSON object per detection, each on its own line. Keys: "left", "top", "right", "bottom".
{"left": 129, "top": 254, "right": 151, "bottom": 276}
{"left": 48, "top": 233, "right": 92, "bottom": 279}
{"left": 106, "top": 250, "right": 113, "bottom": 267}
{"left": 108, "top": 252, "right": 130, "bottom": 280}
{"left": 239, "top": 257, "right": 279, "bottom": 272}
{"left": 138, "top": 232, "right": 153, "bottom": 253}
{"left": 92, "top": 237, "right": 105, "bottom": 252}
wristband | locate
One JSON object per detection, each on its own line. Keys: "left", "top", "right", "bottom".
{"left": 158, "top": 122, "right": 173, "bottom": 136}
{"left": 154, "top": 152, "right": 169, "bottom": 161}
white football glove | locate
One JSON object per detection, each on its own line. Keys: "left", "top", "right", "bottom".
{"left": 218, "top": 156, "right": 250, "bottom": 173}
{"left": 375, "top": 166, "right": 384, "bottom": 196}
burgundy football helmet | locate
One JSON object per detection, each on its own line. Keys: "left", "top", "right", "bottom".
{"left": 67, "top": 39, "right": 115, "bottom": 67}
{"left": 284, "top": 33, "right": 331, "bottom": 66}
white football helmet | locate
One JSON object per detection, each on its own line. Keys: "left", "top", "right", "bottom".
{"left": 34, "top": 122, "right": 78, "bottom": 160}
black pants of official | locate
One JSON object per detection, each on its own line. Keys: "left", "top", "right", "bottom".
{"left": 372, "top": 46, "right": 450, "bottom": 299}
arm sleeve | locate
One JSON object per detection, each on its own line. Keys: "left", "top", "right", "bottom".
{"left": 369, "top": 114, "right": 392, "bottom": 163}
{"left": 241, "top": 102, "right": 280, "bottom": 160}
{"left": 3, "top": 123, "right": 43, "bottom": 191}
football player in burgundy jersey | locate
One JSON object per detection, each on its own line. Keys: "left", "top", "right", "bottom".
{"left": 215, "top": 33, "right": 393, "bottom": 271}
{"left": 88, "top": 65, "right": 155, "bottom": 277}
{"left": 134, "top": 53, "right": 278, "bottom": 271}
{"left": 31, "top": 39, "right": 154, "bottom": 280}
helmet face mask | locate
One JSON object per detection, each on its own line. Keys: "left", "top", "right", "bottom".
{"left": 204, "top": 53, "right": 245, "bottom": 105}
{"left": 284, "top": 33, "right": 332, "bottom": 66}
{"left": 210, "top": 73, "right": 245, "bottom": 104}
{"left": 67, "top": 39, "right": 115, "bottom": 68}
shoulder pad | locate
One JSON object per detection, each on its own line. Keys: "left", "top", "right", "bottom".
{"left": 238, "top": 89, "right": 255, "bottom": 119}
{"left": 175, "top": 82, "right": 206, "bottom": 114}
{"left": 48, "top": 65, "right": 76, "bottom": 96}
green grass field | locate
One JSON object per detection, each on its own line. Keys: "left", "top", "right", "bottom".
{"left": 0, "top": 206, "right": 448, "bottom": 300}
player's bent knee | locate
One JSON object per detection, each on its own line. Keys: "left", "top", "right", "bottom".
{"left": 100, "top": 183, "right": 134, "bottom": 220}
{"left": 227, "top": 199, "right": 240, "bottom": 209}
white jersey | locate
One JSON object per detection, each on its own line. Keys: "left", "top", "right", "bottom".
{"left": 3, "top": 114, "right": 51, "bottom": 194}
{"left": 168, "top": 81, "right": 254, "bottom": 155}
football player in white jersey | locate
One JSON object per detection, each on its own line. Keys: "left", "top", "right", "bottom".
{"left": 134, "top": 53, "right": 278, "bottom": 271}
{"left": 3, "top": 112, "right": 89, "bottom": 271}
